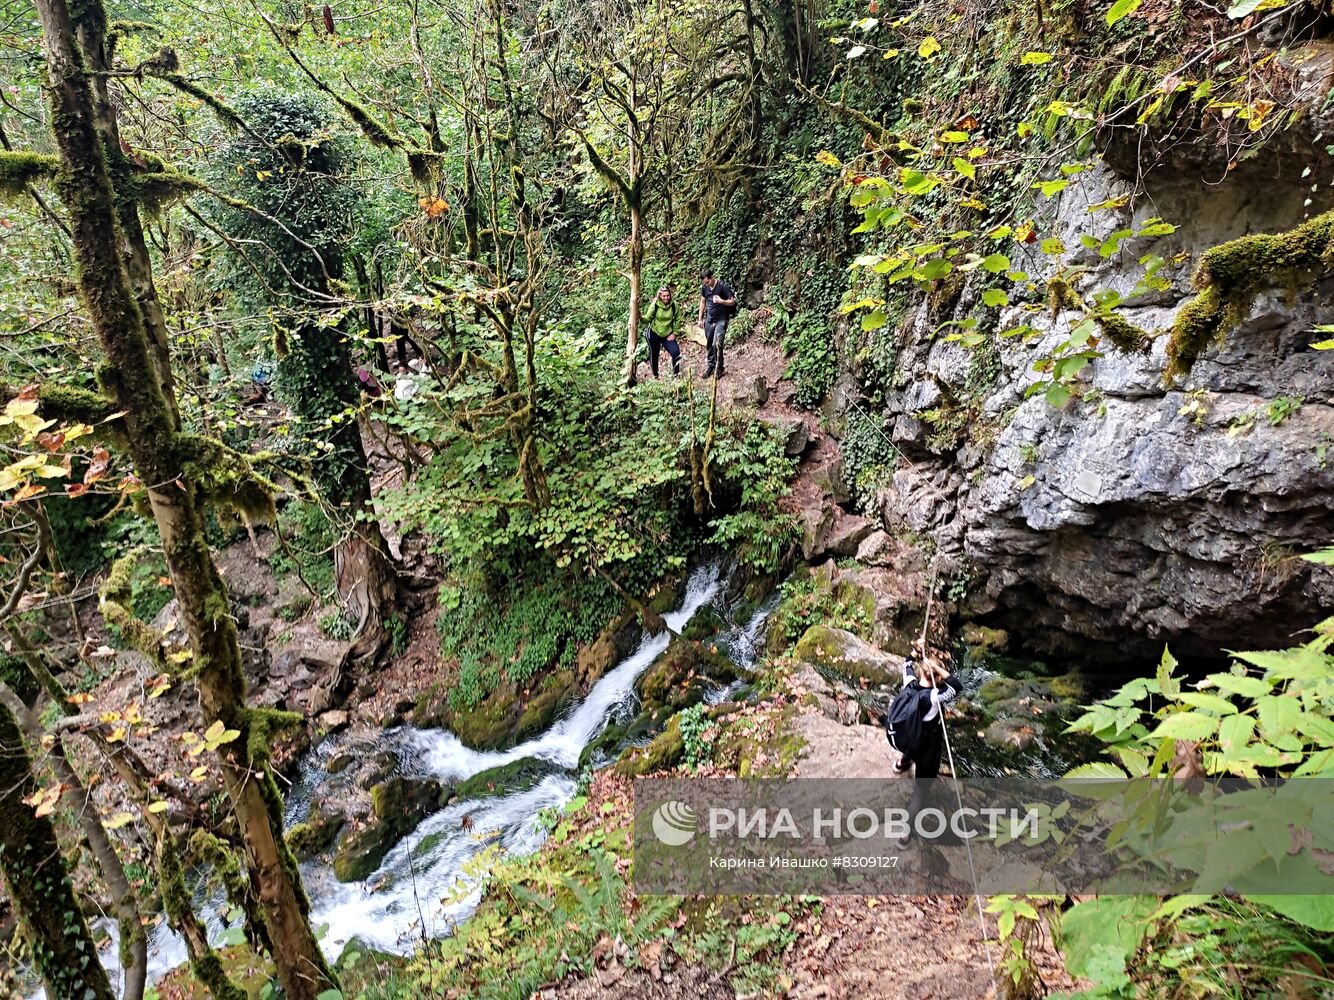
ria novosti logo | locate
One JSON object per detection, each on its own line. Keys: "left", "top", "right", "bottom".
{"left": 651, "top": 800, "right": 697, "bottom": 846}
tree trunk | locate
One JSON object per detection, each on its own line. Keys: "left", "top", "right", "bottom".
{"left": 0, "top": 682, "right": 147, "bottom": 1000}
{"left": 0, "top": 701, "right": 116, "bottom": 1000}
{"left": 32, "top": 0, "right": 337, "bottom": 995}
{"left": 625, "top": 199, "right": 644, "bottom": 387}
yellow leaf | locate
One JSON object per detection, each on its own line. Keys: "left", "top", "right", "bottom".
{"left": 107, "top": 726, "right": 127, "bottom": 743}
{"left": 204, "top": 720, "right": 226, "bottom": 742}
{"left": 105, "top": 812, "right": 136, "bottom": 830}
{"left": 99, "top": 710, "right": 122, "bottom": 723}
{"left": 147, "top": 800, "right": 169, "bottom": 814}
{"left": 917, "top": 35, "right": 941, "bottom": 58}
{"left": 189, "top": 765, "right": 209, "bottom": 782}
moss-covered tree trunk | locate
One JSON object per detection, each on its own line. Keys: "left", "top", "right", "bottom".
{"left": 0, "top": 681, "right": 147, "bottom": 1000}
{"left": 0, "top": 701, "right": 116, "bottom": 1000}
{"left": 32, "top": 0, "right": 337, "bottom": 995}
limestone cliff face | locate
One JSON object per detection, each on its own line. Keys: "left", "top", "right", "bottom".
{"left": 851, "top": 155, "right": 1334, "bottom": 659}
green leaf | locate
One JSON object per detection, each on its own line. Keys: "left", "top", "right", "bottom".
{"left": 1157, "top": 647, "right": 1181, "bottom": 699}
{"left": 1245, "top": 895, "right": 1334, "bottom": 931}
{"left": 940, "top": 130, "right": 970, "bottom": 143}
{"left": 1149, "top": 712, "right": 1220, "bottom": 742}
{"left": 1034, "top": 179, "right": 1069, "bottom": 197}
{"left": 1020, "top": 51, "right": 1053, "bottom": 65}
{"left": 1106, "top": 0, "right": 1144, "bottom": 25}
{"left": 982, "top": 253, "right": 1010, "bottom": 273}
{"left": 952, "top": 157, "right": 976, "bottom": 180}
{"left": 982, "top": 288, "right": 1009, "bottom": 308}
{"left": 1218, "top": 713, "right": 1255, "bottom": 752}
{"left": 1063, "top": 761, "right": 1126, "bottom": 778}
{"left": 1044, "top": 383, "right": 1071, "bottom": 408}
{"left": 1177, "top": 692, "right": 1238, "bottom": 716}
{"left": 1206, "top": 672, "right": 1271, "bottom": 699}
{"left": 1226, "top": 0, "right": 1266, "bottom": 18}
{"left": 1310, "top": 339, "right": 1334, "bottom": 351}
{"left": 1257, "top": 695, "right": 1302, "bottom": 737}
{"left": 1302, "top": 548, "right": 1334, "bottom": 564}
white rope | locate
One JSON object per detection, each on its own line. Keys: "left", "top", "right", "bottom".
{"left": 917, "top": 555, "right": 996, "bottom": 977}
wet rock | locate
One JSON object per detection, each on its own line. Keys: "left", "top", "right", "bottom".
{"left": 799, "top": 505, "right": 835, "bottom": 561}
{"left": 515, "top": 671, "right": 576, "bottom": 742}
{"left": 637, "top": 640, "right": 708, "bottom": 711}
{"left": 317, "top": 709, "right": 350, "bottom": 733}
{"left": 286, "top": 798, "right": 343, "bottom": 860}
{"left": 332, "top": 777, "right": 451, "bottom": 882}
{"left": 326, "top": 751, "right": 354, "bottom": 775}
{"left": 614, "top": 716, "right": 683, "bottom": 776}
{"left": 358, "top": 751, "right": 398, "bottom": 790}
{"left": 575, "top": 610, "right": 641, "bottom": 688}
{"left": 454, "top": 757, "right": 554, "bottom": 801}
{"left": 812, "top": 458, "right": 852, "bottom": 505}
{"left": 579, "top": 722, "right": 628, "bottom": 770}
{"left": 792, "top": 626, "right": 903, "bottom": 686}
{"left": 984, "top": 718, "right": 1037, "bottom": 752}
{"left": 825, "top": 514, "right": 875, "bottom": 558}
{"left": 731, "top": 375, "right": 770, "bottom": 408}
{"left": 764, "top": 415, "right": 810, "bottom": 456}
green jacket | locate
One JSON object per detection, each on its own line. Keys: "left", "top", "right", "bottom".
{"left": 642, "top": 298, "right": 681, "bottom": 337}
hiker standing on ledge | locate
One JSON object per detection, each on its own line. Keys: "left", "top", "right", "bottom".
{"left": 698, "top": 268, "right": 736, "bottom": 379}
{"left": 643, "top": 285, "right": 682, "bottom": 378}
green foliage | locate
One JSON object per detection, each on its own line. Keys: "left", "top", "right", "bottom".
{"left": 839, "top": 408, "right": 899, "bottom": 506}
{"left": 1054, "top": 625, "right": 1334, "bottom": 997}
{"left": 436, "top": 569, "right": 620, "bottom": 710}
{"left": 677, "top": 702, "right": 714, "bottom": 768}
{"left": 769, "top": 570, "right": 872, "bottom": 650}
{"left": 268, "top": 501, "right": 337, "bottom": 599}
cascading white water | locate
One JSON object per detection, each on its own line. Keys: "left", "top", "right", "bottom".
{"left": 127, "top": 559, "right": 772, "bottom": 980}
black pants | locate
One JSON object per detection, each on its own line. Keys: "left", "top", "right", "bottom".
{"left": 901, "top": 731, "right": 943, "bottom": 832}
{"left": 648, "top": 332, "right": 680, "bottom": 377}
{"left": 704, "top": 317, "right": 727, "bottom": 375}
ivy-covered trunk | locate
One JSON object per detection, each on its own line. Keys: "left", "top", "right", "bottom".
{"left": 32, "top": 0, "right": 337, "bottom": 996}
{"left": 625, "top": 194, "right": 644, "bottom": 388}
{"left": 0, "top": 701, "right": 116, "bottom": 1000}
{"left": 278, "top": 324, "right": 396, "bottom": 635}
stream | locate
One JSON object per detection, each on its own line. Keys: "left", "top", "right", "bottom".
{"left": 143, "top": 560, "right": 741, "bottom": 977}
{"left": 35, "top": 558, "right": 1088, "bottom": 995}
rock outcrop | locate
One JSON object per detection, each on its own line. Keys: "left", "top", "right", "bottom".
{"left": 851, "top": 157, "right": 1334, "bottom": 659}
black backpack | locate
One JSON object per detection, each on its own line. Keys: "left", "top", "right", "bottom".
{"left": 884, "top": 685, "right": 927, "bottom": 756}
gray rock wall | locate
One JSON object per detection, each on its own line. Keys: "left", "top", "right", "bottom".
{"left": 858, "top": 160, "right": 1334, "bottom": 658}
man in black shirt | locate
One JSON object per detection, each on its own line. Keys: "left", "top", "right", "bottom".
{"left": 697, "top": 268, "right": 736, "bottom": 378}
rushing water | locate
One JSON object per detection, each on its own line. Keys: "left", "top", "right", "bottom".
{"left": 132, "top": 560, "right": 748, "bottom": 978}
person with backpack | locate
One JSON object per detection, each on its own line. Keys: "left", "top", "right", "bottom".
{"left": 885, "top": 643, "right": 963, "bottom": 837}
{"left": 642, "top": 285, "right": 682, "bottom": 378}
{"left": 697, "top": 268, "right": 737, "bottom": 378}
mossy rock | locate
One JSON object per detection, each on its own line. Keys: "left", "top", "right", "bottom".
{"left": 792, "top": 625, "right": 901, "bottom": 686}
{"left": 332, "top": 822, "right": 398, "bottom": 882}
{"left": 442, "top": 685, "right": 521, "bottom": 751}
{"left": 647, "top": 575, "right": 685, "bottom": 615}
{"left": 960, "top": 624, "right": 1010, "bottom": 656}
{"left": 326, "top": 751, "right": 355, "bottom": 775}
{"left": 613, "top": 717, "right": 683, "bottom": 776}
{"left": 574, "top": 609, "right": 641, "bottom": 688}
{"left": 681, "top": 606, "right": 725, "bottom": 642}
{"left": 370, "top": 776, "right": 449, "bottom": 821}
{"left": 638, "top": 640, "right": 706, "bottom": 706}
{"left": 579, "top": 722, "right": 628, "bottom": 770}
{"left": 830, "top": 578, "right": 876, "bottom": 628}
{"left": 515, "top": 671, "right": 576, "bottom": 742}
{"left": 333, "top": 777, "right": 450, "bottom": 883}
{"left": 454, "top": 757, "right": 554, "bottom": 801}
{"left": 285, "top": 800, "right": 343, "bottom": 861}
{"left": 357, "top": 751, "right": 399, "bottom": 790}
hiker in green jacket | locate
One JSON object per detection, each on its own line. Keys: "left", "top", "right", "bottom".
{"left": 642, "top": 285, "right": 682, "bottom": 378}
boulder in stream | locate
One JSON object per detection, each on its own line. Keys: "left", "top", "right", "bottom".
{"left": 332, "top": 777, "right": 451, "bottom": 882}
{"left": 453, "top": 757, "right": 555, "bottom": 801}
